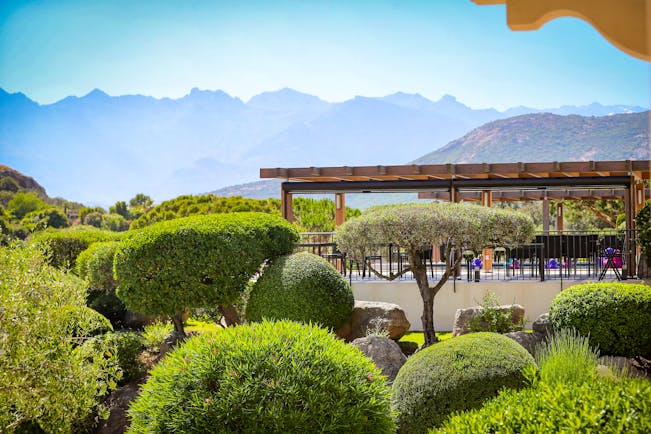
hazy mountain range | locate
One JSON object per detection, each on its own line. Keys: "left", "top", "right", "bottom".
{"left": 0, "top": 86, "right": 646, "bottom": 205}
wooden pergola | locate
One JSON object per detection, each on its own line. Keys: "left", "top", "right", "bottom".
{"left": 261, "top": 159, "right": 649, "bottom": 274}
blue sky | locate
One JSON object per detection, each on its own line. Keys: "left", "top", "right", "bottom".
{"left": 0, "top": 0, "right": 648, "bottom": 110}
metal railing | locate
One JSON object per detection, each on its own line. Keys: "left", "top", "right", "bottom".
{"left": 296, "top": 230, "right": 641, "bottom": 283}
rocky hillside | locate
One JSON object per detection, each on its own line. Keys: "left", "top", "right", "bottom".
{"left": 413, "top": 111, "right": 649, "bottom": 164}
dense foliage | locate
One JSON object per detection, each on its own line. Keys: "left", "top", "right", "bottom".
{"left": 335, "top": 202, "right": 535, "bottom": 345}
{"left": 0, "top": 244, "right": 120, "bottom": 433}
{"left": 292, "top": 197, "right": 361, "bottom": 232}
{"left": 549, "top": 282, "right": 651, "bottom": 356}
{"left": 391, "top": 332, "right": 534, "bottom": 433}
{"left": 637, "top": 201, "right": 650, "bottom": 272}
{"left": 84, "top": 332, "right": 145, "bottom": 385}
{"left": 129, "top": 194, "right": 281, "bottom": 229}
{"left": 30, "top": 226, "right": 123, "bottom": 269}
{"left": 115, "top": 213, "right": 299, "bottom": 334}
{"left": 127, "top": 320, "right": 395, "bottom": 433}
{"left": 468, "top": 291, "right": 524, "bottom": 333}
{"left": 76, "top": 241, "right": 120, "bottom": 293}
{"left": 434, "top": 328, "right": 651, "bottom": 433}
{"left": 246, "top": 252, "right": 354, "bottom": 330}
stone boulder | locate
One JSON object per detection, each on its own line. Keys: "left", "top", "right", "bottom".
{"left": 342, "top": 300, "right": 410, "bottom": 341}
{"left": 351, "top": 336, "right": 407, "bottom": 383}
{"left": 452, "top": 304, "right": 525, "bottom": 337}
{"left": 532, "top": 313, "right": 551, "bottom": 336}
{"left": 504, "top": 331, "right": 546, "bottom": 356}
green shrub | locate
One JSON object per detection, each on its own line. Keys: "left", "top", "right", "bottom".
{"left": 76, "top": 241, "right": 120, "bottom": 293}
{"left": 245, "top": 252, "right": 354, "bottom": 330}
{"left": 391, "top": 332, "right": 535, "bottom": 433}
{"left": 434, "top": 376, "right": 651, "bottom": 433}
{"left": 536, "top": 328, "right": 598, "bottom": 385}
{"left": 468, "top": 291, "right": 524, "bottom": 333}
{"left": 21, "top": 207, "right": 69, "bottom": 231}
{"left": 549, "top": 282, "right": 651, "bottom": 356}
{"left": 30, "top": 226, "right": 123, "bottom": 269}
{"left": 85, "top": 332, "right": 145, "bottom": 385}
{"left": 115, "top": 213, "right": 298, "bottom": 334}
{"left": 141, "top": 320, "right": 174, "bottom": 352}
{"left": 56, "top": 304, "right": 113, "bottom": 339}
{"left": 0, "top": 243, "right": 120, "bottom": 433}
{"left": 127, "top": 320, "right": 395, "bottom": 433}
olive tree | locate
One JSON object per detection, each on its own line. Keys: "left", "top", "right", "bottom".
{"left": 334, "top": 202, "right": 535, "bottom": 346}
{"left": 114, "top": 212, "right": 299, "bottom": 336}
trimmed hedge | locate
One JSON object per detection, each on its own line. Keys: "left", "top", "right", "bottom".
{"left": 549, "top": 282, "right": 651, "bottom": 356}
{"left": 391, "top": 332, "right": 535, "bottom": 434}
{"left": 127, "top": 320, "right": 395, "bottom": 433}
{"left": 115, "top": 213, "right": 299, "bottom": 317}
{"left": 56, "top": 305, "right": 113, "bottom": 339}
{"left": 76, "top": 241, "right": 120, "bottom": 294}
{"left": 434, "top": 376, "right": 651, "bottom": 433}
{"left": 245, "top": 252, "right": 354, "bottom": 330}
{"left": 30, "top": 226, "right": 123, "bottom": 269}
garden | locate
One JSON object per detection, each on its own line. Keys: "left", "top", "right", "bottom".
{"left": 1, "top": 201, "right": 651, "bottom": 433}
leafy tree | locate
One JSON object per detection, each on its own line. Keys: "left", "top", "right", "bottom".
{"left": 115, "top": 213, "right": 299, "bottom": 336}
{"left": 7, "top": 191, "right": 47, "bottom": 220}
{"left": 292, "top": 197, "right": 361, "bottom": 232}
{"left": 335, "top": 202, "right": 535, "bottom": 346}
{"left": 83, "top": 211, "right": 104, "bottom": 228}
{"left": 20, "top": 207, "right": 70, "bottom": 231}
{"left": 109, "top": 200, "right": 130, "bottom": 219}
{"left": 100, "top": 213, "right": 130, "bottom": 232}
{"left": 0, "top": 243, "right": 120, "bottom": 433}
{"left": 129, "top": 193, "right": 154, "bottom": 208}
{"left": 79, "top": 206, "right": 106, "bottom": 224}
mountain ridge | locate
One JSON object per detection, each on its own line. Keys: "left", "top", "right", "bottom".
{"left": 1, "top": 86, "right": 646, "bottom": 205}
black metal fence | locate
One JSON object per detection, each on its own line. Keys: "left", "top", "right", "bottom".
{"left": 296, "top": 230, "right": 640, "bottom": 283}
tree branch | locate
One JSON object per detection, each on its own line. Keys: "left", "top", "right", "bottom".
{"left": 365, "top": 261, "right": 413, "bottom": 281}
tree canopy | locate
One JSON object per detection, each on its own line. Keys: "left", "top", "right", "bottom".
{"left": 335, "top": 202, "right": 535, "bottom": 346}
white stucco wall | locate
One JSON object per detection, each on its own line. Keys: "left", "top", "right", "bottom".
{"left": 351, "top": 279, "right": 577, "bottom": 331}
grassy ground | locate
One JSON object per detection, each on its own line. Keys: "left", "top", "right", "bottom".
{"left": 186, "top": 318, "right": 222, "bottom": 334}
{"left": 399, "top": 331, "right": 453, "bottom": 347}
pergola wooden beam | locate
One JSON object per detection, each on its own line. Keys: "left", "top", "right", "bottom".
{"left": 260, "top": 160, "right": 650, "bottom": 183}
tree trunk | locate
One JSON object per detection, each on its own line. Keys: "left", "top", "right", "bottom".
{"left": 409, "top": 251, "right": 439, "bottom": 347}
{"left": 171, "top": 312, "right": 186, "bottom": 338}
{"left": 218, "top": 304, "right": 241, "bottom": 326}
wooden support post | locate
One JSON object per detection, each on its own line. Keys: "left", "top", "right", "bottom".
{"left": 281, "top": 187, "right": 294, "bottom": 223}
{"left": 556, "top": 202, "right": 564, "bottom": 233}
{"left": 624, "top": 177, "right": 636, "bottom": 278}
{"left": 542, "top": 197, "right": 550, "bottom": 235}
{"left": 481, "top": 190, "right": 493, "bottom": 271}
{"left": 334, "top": 193, "right": 346, "bottom": 226}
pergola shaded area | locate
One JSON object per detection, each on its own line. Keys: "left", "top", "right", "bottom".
{"left": 261, "top": 160, "right": 650, "bottom": 276}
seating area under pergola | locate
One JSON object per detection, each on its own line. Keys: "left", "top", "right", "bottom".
{"left": 261, "top": 160, "right": 650, "bottom": 278}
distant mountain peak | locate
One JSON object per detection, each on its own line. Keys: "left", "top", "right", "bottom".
{"left": 247, "top": 88, "right": 328, "bottom": 112}
{"left": 85, "top": 88, "right": 109, "bottom": 98}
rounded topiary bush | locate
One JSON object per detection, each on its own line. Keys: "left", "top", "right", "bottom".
{"left": 56, "top": 305, "right": 113, "bottom": 339}
{"left": 549, "top": 282, "right": 651, "bottom": 356}
{"left": 391, "top": 332, "right": 535, "bottom": 434}
{"left": 85, "top": 331, "right": 145, "bottom": 385}
{"left": 434, "top": 376, "right": 651, "bottom": 434}
{"left": 127, "top": 320, "right": 395, "bottom": 433}
{"left": 30, "top": 226, "right": 123, "bottom": 269}
{"left": 76, "top": 241, "right": 120, "bottom": 293}
{"left": 115, "top": 213, "right": 299, "bottom": 321}
{"left": 245, "top": 252, "right": 354, "bottom": 330}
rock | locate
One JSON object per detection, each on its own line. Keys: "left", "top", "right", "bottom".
{"left": 351, "top": 336, "right": 407, "bottom": 383}
{"left": 532, "top": 313, "right": 551, "bottom": 335}
{"left": 344, "top": 300, "right": 410, "bottom": 341}
{"left": 452, "top": 304, "right": 525, "bottom": 337}
{"left": 504, "top": 331, "right": 546, "bottom": 356}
